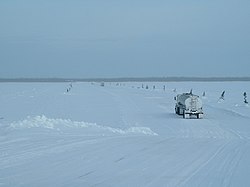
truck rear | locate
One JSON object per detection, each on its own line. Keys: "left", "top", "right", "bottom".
{"left": 175, "top": 93, "right": 203, "bottom": 119}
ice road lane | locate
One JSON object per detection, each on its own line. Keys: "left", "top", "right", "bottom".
{"left": 0, "top": 82, "right": 250, "bottom": 187}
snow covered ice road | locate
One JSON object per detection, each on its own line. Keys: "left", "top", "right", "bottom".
{"left": 0, "top": 82, "right": 250, "bottom": 187}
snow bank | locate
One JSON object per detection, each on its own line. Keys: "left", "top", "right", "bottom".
{"left": 9, "top": 115, "right": 158, "bottom": 136}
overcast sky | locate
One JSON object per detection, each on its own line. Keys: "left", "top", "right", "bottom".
{"left": 0, "top": 0, "right": 249, "bottom": 78}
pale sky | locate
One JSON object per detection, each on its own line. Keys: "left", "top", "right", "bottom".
{"left": 0, "top": 0, "right": 249, "bottom": 78}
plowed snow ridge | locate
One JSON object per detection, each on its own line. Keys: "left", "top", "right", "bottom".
{"left": 9, "top": 115, "right": 158, "bottom": 136}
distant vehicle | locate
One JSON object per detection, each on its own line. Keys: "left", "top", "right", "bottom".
{"left": 100, "top": 82, "right": 105, "bottom": 87}
{"left": 175, "top": 93, "right": 203, "bottom": 119}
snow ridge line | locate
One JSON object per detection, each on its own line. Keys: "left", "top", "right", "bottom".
{"left": 9, "top": 115, "right": 158, "bottom": 136}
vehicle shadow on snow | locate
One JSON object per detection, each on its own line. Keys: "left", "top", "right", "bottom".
{"left": 155, "top": 112, "right": 203, "bottom": 120}
{"left": 154, "top": 112, "right": 181, "bottom": 119}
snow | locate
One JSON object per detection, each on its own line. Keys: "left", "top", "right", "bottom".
{"left": 0, "top": 81, "right": 250, "bottom": 187}
{"left": 9, "top": 115, "right": 158, "bottom": 136}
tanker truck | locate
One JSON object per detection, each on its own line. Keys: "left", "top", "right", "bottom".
{"left": 175, "top": 93, "right": 203, "bottom": 119}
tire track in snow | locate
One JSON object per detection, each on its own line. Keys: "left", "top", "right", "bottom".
{"left": 144, "top": 110, "right": 250, "bottom": 186}
{"left": 220, "top": 141, "right": 247, "bottom": 187}
{"left": 205, "top": 103, "right": 250, "bottom": 120}
{"left": 175, "top": 103, "right": 250, "bottom": 186}
{"left": 176, "top": 141, "right": 230, "bottom": 187}
{"left": 176, "top": 140, "right": 246, "bottom": 187}
{"left": 0, "top": 135, "right": 146, "bottom": 170}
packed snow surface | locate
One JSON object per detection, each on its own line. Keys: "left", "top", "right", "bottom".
{"left": 0, "top": 82, "right": 250, "bottom": 187}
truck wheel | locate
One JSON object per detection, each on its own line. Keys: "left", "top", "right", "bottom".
{"left": 198, "top": 114, "right": 203, "bottom": 119}
{"left": 177, "top": 107, "right": 180, "bottom": 115}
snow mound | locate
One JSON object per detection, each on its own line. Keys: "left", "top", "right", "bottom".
{"left": 9, "top": 115, "right": 158, "bottom": 136}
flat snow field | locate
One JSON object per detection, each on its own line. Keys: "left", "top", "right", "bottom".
{"left": 0, "top": 82, "right": 250, "bottom": 187}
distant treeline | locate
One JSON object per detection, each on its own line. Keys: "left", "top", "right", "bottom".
{"left": 0, "top": 77, "right": 250, "bottom": 83}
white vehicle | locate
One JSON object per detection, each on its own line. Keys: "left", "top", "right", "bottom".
{"left": 175, "top": 93, "right": 203, "bottom": 119}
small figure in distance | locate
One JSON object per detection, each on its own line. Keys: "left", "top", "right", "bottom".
{"left": 220, "top": 91, "right": 225, "bottom": 100}
{"left": 244, "top": 92, "right": 248, "bottom": 104}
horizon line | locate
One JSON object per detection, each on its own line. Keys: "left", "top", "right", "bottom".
{"left": 1, "top": 77, "right": 250, "bottom": 82}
